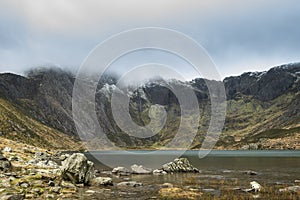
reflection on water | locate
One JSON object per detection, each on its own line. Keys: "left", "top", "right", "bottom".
{"left": 82, "top": 150, "right": 300, "bottom": 199}
{"left": 85, "top": 150, "right": 300, "bottom": 169}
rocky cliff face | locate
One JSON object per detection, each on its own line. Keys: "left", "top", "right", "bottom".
{"left": 224, "top": 63, "right": 300, "bottom": 101}
{"left": 0, "top": 63, "right": 299, "bottom": 149}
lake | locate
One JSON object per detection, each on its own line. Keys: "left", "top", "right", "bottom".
{"left": 86, "top": 150, "right": 300, "bottom": 168}
{"left": 79, "top": 150, "right": 300, "bottom": 199}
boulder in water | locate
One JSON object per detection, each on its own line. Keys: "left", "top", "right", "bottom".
{"left": 112, "top": 166, "right": 131, "bottom": 175}
{"left": 153, "top": 169, "right": 167, "bottom": 175}
{"left": 162, "top": 158, "right": 199, "bottom": 173}
{"left": 131, "top": 164, "right": 152, "bottom": 174}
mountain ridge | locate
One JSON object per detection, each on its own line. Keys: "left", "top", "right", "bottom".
{"left": 0, "top": 63, "right": 299, "bottom": 150}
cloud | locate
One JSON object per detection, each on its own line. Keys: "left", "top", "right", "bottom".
{"left": 0, "top": 0, "right": 300, "bottom": 79}
{"left": 0, "top": 0, "right": 270, "bottom": 35}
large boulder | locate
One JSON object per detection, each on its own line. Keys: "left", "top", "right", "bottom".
{"left": 60, "top": 153, "right": 95, "bottom": 185}
{"left": 0, "top": 153, "right": 11, "bottom": 173}
{"left": 162, "top": 158, "right": 199, "bottom": 173}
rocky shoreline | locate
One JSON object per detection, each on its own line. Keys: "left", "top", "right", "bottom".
{"left": 0, "top": 139, "right": 299, "bottom": 200}
{"left": 0, "top": 143, "right": 201, "bottom": 200}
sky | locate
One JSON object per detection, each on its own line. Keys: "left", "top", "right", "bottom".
{"left": 0, "top": 0, "right": 300, "bottom": 80}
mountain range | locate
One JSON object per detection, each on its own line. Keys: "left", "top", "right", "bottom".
{"left": 0, "top": 63, "right": 299, "bottom": 150}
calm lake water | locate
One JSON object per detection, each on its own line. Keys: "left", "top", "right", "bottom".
{"left": 84, "top": 150, "right": 300, "bottom": 182}
{"left": 81, "top": 150, "right": 300, "bottom": 199}
{"left": 85, "top": 150, "right": 300, "bottom": 169}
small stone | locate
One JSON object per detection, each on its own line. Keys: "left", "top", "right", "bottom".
{"left": 202, "top": 188, "right": 216, "bottom": 193}
{"left": 45, "top": 194, "right": 55, "bottom": 199}
{"left": 50, "top": 186, "right": 61, "bottom": 193}
{"left": 34, "top": 152, "right": 48, "bottom": 161}
{"left": 25, "top": 194, "right": 36, "bottom": 199}
{"left": 3, "top": 147, "right": 12, "bottom": 153}
{"left": 285, "top": 186, "right": 300, "bottom": 193}
{"left": 75, "top": 183, "right": 84, "bottom": 187}
{"left": 131, "top": 164, "right": 152, "bottom": 174}
{"left": 90, "top": 177, "right": 113, "bottom": 186}
{"left": 85, "top": 190, "right": 96, "bottom": 194}
{"left": 61, "top": 188, "right": 77, "bottom": 194}
{"left": 112, "top": 166, "right": 131, "bottom": 175}
{"left": 20, "top": 182, "right": 30, "bottom": 188}
{"left": 59, "top": 154, "right": 70, "bottom": 161}
{"left": 0, "top": 180, "right": 11, "bottom": 188}
{"left": 100, "top": 171, "right": 112, "bottom": 175}
{"left": 117, "top": 181, "right": 143, "bottom": 187}
{"left": 153, "top": 169, "right": 167, "bottom": 175}
{"left": 244, "top": 170, "right": 258, "bottom": 175}
{"left": 61, "top": 181, "right": 76, "bottom": 188}
{"left": 48, "top": 181, "right": 55, "bottom": 186}
{"left": 250, "top": 181, "right": 262, "bottom": 192}
{"left": 162, "top": 183, "right": 173, "bottom": 188}
{"left": 0, "top": 154, "right": 12, "bottom": 173}
{"left": 0, "top": 194, "right": 25, "bottom": 200}
{"left": 32, "top": 188, "right": 44, "bottom": 195}
{"left": 27, "top": 160, "right": 37, "bottom": 165}
{"left": 159, "top": 187, "right": 202, "bottom": 199}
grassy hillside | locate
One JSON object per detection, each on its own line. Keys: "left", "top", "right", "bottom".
{"left": 215, "top": 91, "right": 300, "bottom": 149}
{"left": 0, "top": 98, "right": 83, "bottom": 150}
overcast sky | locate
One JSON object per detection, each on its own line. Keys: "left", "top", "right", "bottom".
{"left": 0, "top": 0, "right": 300, "bottom": 80}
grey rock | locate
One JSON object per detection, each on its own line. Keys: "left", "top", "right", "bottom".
{"left": 32, "top": 188, "right": 43, "bottom": 195}
{"left": 161, "top": 183, "right": 173, "bottom": 188}
{"left": 90, "top": 177, "right": 113, "bottom": 186}
{"left": 50, "top": 186, "right": 61, "bottom": 193}
{"left": 241, "top": 143, "right": 258, "bottom": 150}
{"left": 198, "top": 175, "right": 224, "bottom": 180}
{"left": 244, "top": 170, "right": 259, "bottom": 175}
{"left": 112, "top": 166, "right": 131, "bottom": 175}
{"left": 60, "top": 153, "right": 95, "bottom": 185}
{"left": 162, "top": 158, "right": 199, "bottom": 173}
{"left": 59, "top": 154, "right": 70, "bottom": 161}
{"left": 202, "top": 188, "right": 220, "bottom": 196}
{"left": 131, "top": 164, "right": 152, "bottom": 174}
{"left": 85, "top": 190, "right": 96, "bottom": 194}
{"left": 61, "top": 181, "right": 76, "bottom": 188}
{"left": 0, "top": 179, "right": 11, "bottom": 188}
{"left": 117, "top": 181, "right": 143, "bottom": 187}
{"left": 0, "top": 153, "right": 11, "bottom": 173}
{"left": 48, "top": 181, "right": 55, "bottom": 186}
{"left": 20, "top": 182, "right": 30, "bottom": 188}
{"left": 224, "top": 64, "right": 299, "bottom": 101}
{"left": 45, "top": 194, "right": 55, "bottom": 199}
{"left": 0, "top": 194, "right": 25, "bottom": 200}
{"left": 250, "top": 181, "right": 262, "bottom": 192}
{"left": 34, "top": 152, "right": 48, "bottom": 161}
{"left": 280, "top": 186, "right": 300, "bottom": 193}
{"left": 153, "top": 169, "right": 167, "bottom": 175}
{"left": 36, "top": 160, "right": 58, "bottom": 168}
{"left": 3, "top": 147, "right": 12, "bottom": 153}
